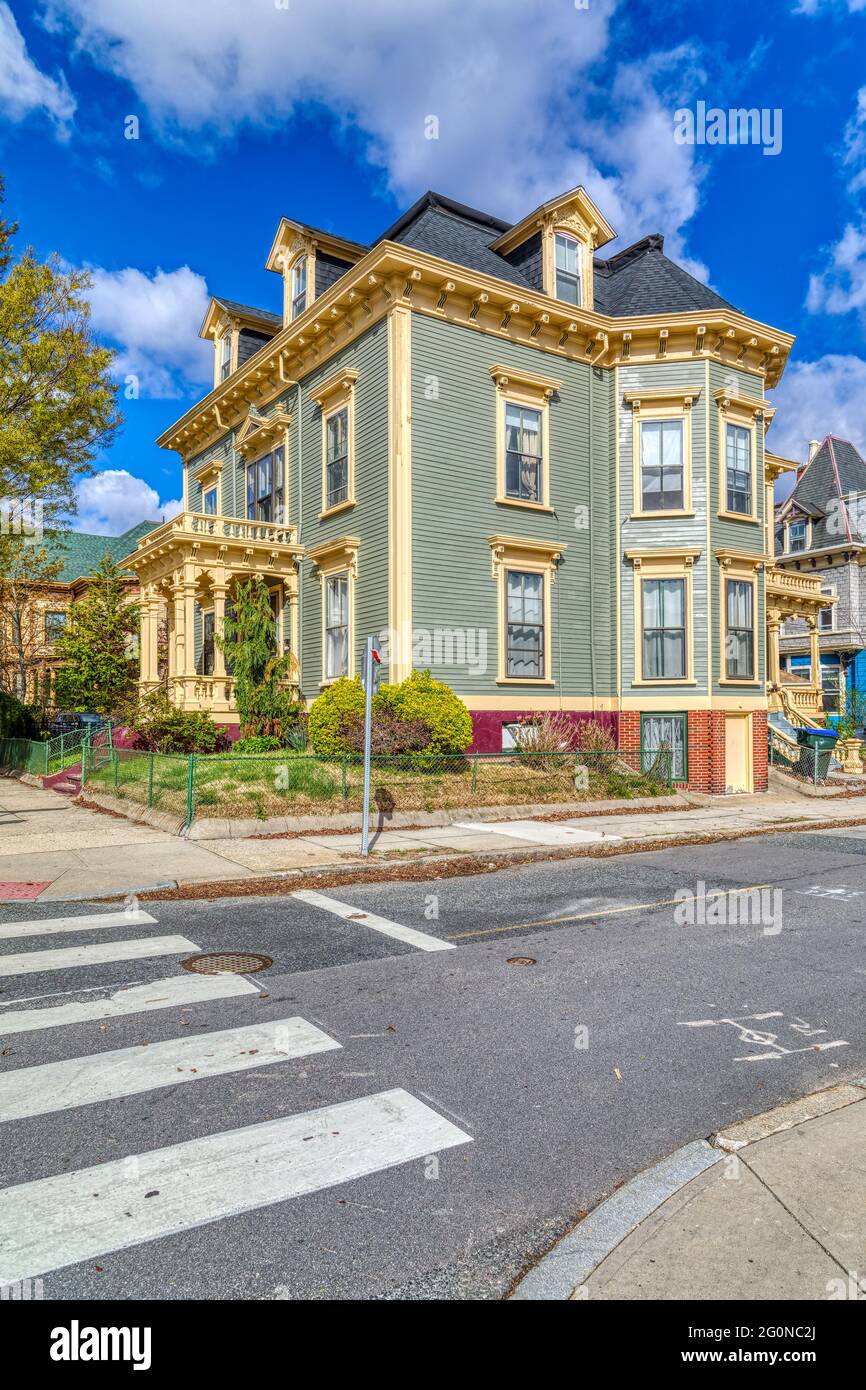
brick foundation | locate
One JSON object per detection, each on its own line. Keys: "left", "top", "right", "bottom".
{"left": 469, "top": 708, "right": 618, "bottom": 754}
{"left": 619, "top": 708, "right": 768, "bottom": 794}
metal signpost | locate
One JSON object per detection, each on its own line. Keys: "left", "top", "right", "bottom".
{"left": 360, "top": 636, "right": 381, "bottom": 856}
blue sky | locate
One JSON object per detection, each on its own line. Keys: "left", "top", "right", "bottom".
{"left": 1, "top": 0, "right": 865, "bottom": 530}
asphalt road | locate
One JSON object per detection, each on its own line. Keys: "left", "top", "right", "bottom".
{"left": 2, "top": 825, "right": 866, "bottom": 1300}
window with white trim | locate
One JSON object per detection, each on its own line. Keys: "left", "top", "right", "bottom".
{"left": 725, "top": 578, "right": 755, "bottom": 680}
{"left": 325, "top": 408, "right": 349, "bottom": 510}
{"left": 245, "top": 447, "right": 284, "bottom": 523}
{"left": 325, "top": 574, "right": 349, "bottom": 680}
{"left": 219, "top": 333, "right": 232, "bottom": 382}
{"left": 819, "top": 584, "right": 836, "bottom": 631}
{"left": 640, "top": 419, "right": 684, "bottom": 512}
{"left": 788, "top": 518, "right": 807, "bottom": 552}
{"left": 554, "top": 232, "right": 581, "bottom": 305}
{"left": 291, "top": 257, "right": 307, "bottom": 320}
{"left": 725, "top": 422, "right": 752, "bottom": 515}
{"left": 506, "top": 570, "right": 544, "bottom": 679}
{"left": 642, "top": 577, "right": 686, "bottom": 680}
{"left": 505, "top": 402, "right": 542, "bottom": 503}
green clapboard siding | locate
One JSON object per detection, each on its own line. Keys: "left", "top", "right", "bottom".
{"left": 618, "top": 359, "right": 709, "bottom": 696}
{"left": 297, "top": 319, "right": 390, "bottom": 698}
{"left": 410, "top": 313, "right": 616, "bottom": 699}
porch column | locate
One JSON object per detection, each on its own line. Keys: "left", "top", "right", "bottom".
{"left": 766, "top": 607, "right": 781, "bottom": 686}
{"left": 171, "top": 580, "right": 185, "bottom": 687}
{"left": 211, "top": 581, "right": 228, "bottom": 679}
{"left": 182, "top": 563, "right": 198, "bottom": 680}
{"left": 141, "top": 586, "right": 159, "bottom": 684}
{"left": 807, "top": 616, "right": 820, "bottom": 690}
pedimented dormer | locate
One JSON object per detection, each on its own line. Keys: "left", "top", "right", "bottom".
{"left": 265, "top": 218, "right": 367, "bottom": 326}
{"left": 200, "top": 297, "right": 281, "bottom": 390}
{"left": 489, "top": 186, "right": 616, "bottom": 314}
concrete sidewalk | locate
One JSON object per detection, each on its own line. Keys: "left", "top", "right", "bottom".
{"left": 5, "top": 774, "right": 866, "bottom": 902}
{"left": 513, "top": 1081, "right": 866, "bottom": 1300}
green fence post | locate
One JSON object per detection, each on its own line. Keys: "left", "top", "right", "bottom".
{"left": 147, "top": 752, "right": 155, "bottom": 808}
{"left": 341, "top": 754, "right": 348, "bottom": 801}
{"left": 471, "top": 755, "right": 478, "bottom": 795}
{"left": 59, "top": 733, "right": 64, "bottom": 771}
{"left": 113, "top": 750, "right": 119, "bottom": 790}
{"left": 44, "top": 740, "right": 49, "bottom": 776}
{"left": 81, "top": 734, "right": 88, "bottom": 790}
{"left": 186, "top": 754, "right": 196, "bottom": 826}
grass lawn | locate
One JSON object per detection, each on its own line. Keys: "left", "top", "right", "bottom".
{"left": 86, "top": 748, "right": 674, "bottom": 821}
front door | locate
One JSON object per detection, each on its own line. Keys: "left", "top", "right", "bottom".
{"left": 724, "top": 713, "right": 752, "bottom": 793}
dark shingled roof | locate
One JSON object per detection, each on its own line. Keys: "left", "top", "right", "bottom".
{"left": 592, "top": 235, "right": 735, "bottom": 316}
{"left": 212, "top": 297, "right": 281, "bottom": 333}
{"left": 373, "top": 192, "right": 739, "bottom": 317}
{"left": 778, "top": 436, "right": 866, "bottom": 552}
{"left": 379, "top": 194, "right": 529, "bottom": 288}
{"left": 45, "top": 521, "right": 160, "bottom": 583}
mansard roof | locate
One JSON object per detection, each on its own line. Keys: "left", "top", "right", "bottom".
{"left": 592, "top": 235, "right": 735, "bottom": 316}
{"left": 780, "top": 436, "right": 866, "bottom": 550}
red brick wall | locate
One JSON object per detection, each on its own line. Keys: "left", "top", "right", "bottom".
{"left": 752, "top": 709, "right": 768, "bottom": 792}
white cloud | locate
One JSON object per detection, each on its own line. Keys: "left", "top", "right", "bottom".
{"left": 86, "top": 264, "right": 212, "bottom": 399}
{"left": 44, "top": 0, "right": 705, "bottom": 255}
{"left": 74, "top": 469, "right": 181, "bottom": 535}
{"left": 807, "top": 223, "right": 866, "bottom": 319}
{"left": 793, "top": 1, "right": 866, "bottom": 13}
{"left": 768, "top": 354, "right": 866, "bottom": 463}
{"left": 0, "top": 2, "right": 74, "bottom": 132}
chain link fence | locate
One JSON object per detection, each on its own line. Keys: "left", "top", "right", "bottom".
{"left": 71, "top": 744, "right": 676, "bottom": 825}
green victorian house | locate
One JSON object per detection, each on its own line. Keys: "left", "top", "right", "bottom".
{"left": 123, "top": 187, "right": 827, "bottom": 793}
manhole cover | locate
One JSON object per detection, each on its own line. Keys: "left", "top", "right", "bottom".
{"left": 181, "top": 951, "right": 273, "bottom": 975}
{"left": 507, "top": 956, "right": 536, "bottom": 966}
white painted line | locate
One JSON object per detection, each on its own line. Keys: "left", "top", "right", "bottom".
{"left": 0, "top": 1088, "right": 472, "bottom": 1283}
{"left": 0, "top": 1017, "right": 341, "bottom": 1121}
{"left": 292, "top": 890, "right": 454, "bottom": 952}
{"left": 0, "top": 910, "right": 158, "bottom": 942}
{"left": 454, "top": 819, "right": 621, "bottom": 846}
{"left": 0, "top": 936, "right": 198, "bottom": 978}
{"left": 0, "top": 973, "right": 258, "bottom": 1035}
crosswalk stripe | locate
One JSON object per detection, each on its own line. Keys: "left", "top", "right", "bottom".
{"left": 0, "top": 973, "right": 259, "bottom": 1035}
{"left": 292, "top": 890, "right": 454, "bottom": 952}
{"left": 0, "top": 1088, "right": 472, "bottom": 1283}
{"left": 0, "top": 910, "right": 158, "bottom": 941}
{"left": 0, "top": 1017, "right": 341, "bottom": 1121}
{"left": 0, "top": 936, "right": 198, "bottom": 978}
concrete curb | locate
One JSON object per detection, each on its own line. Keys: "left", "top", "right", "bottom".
{"left": 41, "top": 880, "right": 179, "bottom": 902}
{"left": 510, "top": 1140, "right": 722, "bottom": 1300}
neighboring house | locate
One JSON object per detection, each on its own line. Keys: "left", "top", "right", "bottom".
{"left": 123, "top": 186, "right": 824, "bottom": 793}
{"left": 773, "top": 435, "right": 866, "bottom": 716}
{"left": 0, "top": 522, "right": 157, "bottom": 705}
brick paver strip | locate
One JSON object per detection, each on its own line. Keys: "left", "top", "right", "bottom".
{"left": 0, "top": 882, "right": 51, "bottom": 901}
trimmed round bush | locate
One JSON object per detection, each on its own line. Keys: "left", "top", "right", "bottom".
{"left": 308, "top": 676, "right": 366, "bottom": 756}
{"left": 382, "top": 669, "right": 473, "bottom": 755}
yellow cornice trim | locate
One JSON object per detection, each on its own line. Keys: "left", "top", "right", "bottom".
{"left": 309, "top": 366, "right": 359, "bottom": 409}
{"left": 714, "top": 547, "right": 766, "bottom": 568}
{"left": 623, "top": 387, "right": 701, "bottom": 411}
{"left": 307, "top": 534, "right": 361, "bottom": 576}
{"left": 713, "top": 387, "right": 774, "bottom": 420}
{"left": 265, "top": 217, "right": 366, "bottom": 275}
{"left": 488, "top": 363, "right": 562, "bottom": 398}
{"left": 159, "top": 239, "right": 795, "bottom": 455}
{"left": 486, "top": 534, "right": 568, "bottom": 562}
{"left": 624, "top": 546, "right": 701, "bottom": 563}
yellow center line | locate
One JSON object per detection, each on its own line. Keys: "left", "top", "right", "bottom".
{"left": 446, "top": 884, "right": 773, "bottom": 940}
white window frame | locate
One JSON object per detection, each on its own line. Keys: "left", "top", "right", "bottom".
{"left": 554, "top": 231, "right": 582, "bottom": 307}
{"left": 290, "top": 256, "right": 308, "bottom": 320}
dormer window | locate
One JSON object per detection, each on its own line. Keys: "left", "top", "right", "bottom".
{"left": 789, "top": 518, "right": 807, "bottom": 552}
{"left": 554, "top": 233, "right": 581, "bottom": 306}
{"left": 219, "top": 333, "right": 232, "bottom": 383}
{"left": 291, "top": 257, "right": 308, "bottom": 320}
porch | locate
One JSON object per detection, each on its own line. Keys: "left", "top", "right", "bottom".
{"left": 765, "top": 566, "right": 832, "bottom": 724}
{"left": 122, "top": 510, "right": 304, "bottom": 719}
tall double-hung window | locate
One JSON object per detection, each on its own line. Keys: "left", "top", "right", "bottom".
{"left": 246, "top": 447, "right": 285, "bottom": 523}
{"left": 640, "top": 419, "right": 684, "bottom": 512}
{"left": 554, "top": 233, "right": 581, "bottom": 305}
{"left": 325, "top": 409, "right": 349, "bottom": 510}
{"left": 325, "top": 574, "right": 349, "bottom": 680}
{"left": 642, "top": 577, "right": 686, "bottom": 680}
{"left": 506, "top": 570, "right": 545, "bottom": 679}
{"left": 725, "top": 423, "right": 752, "bottom": 515}
{"left": 505, "top": 403, "right": 542, "bottom": 503}
{"left": 725, "top": 578, "right": 755, "bottom": 680}
{"left": 291, "top": 257, "right": 307, "bottom": 320}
